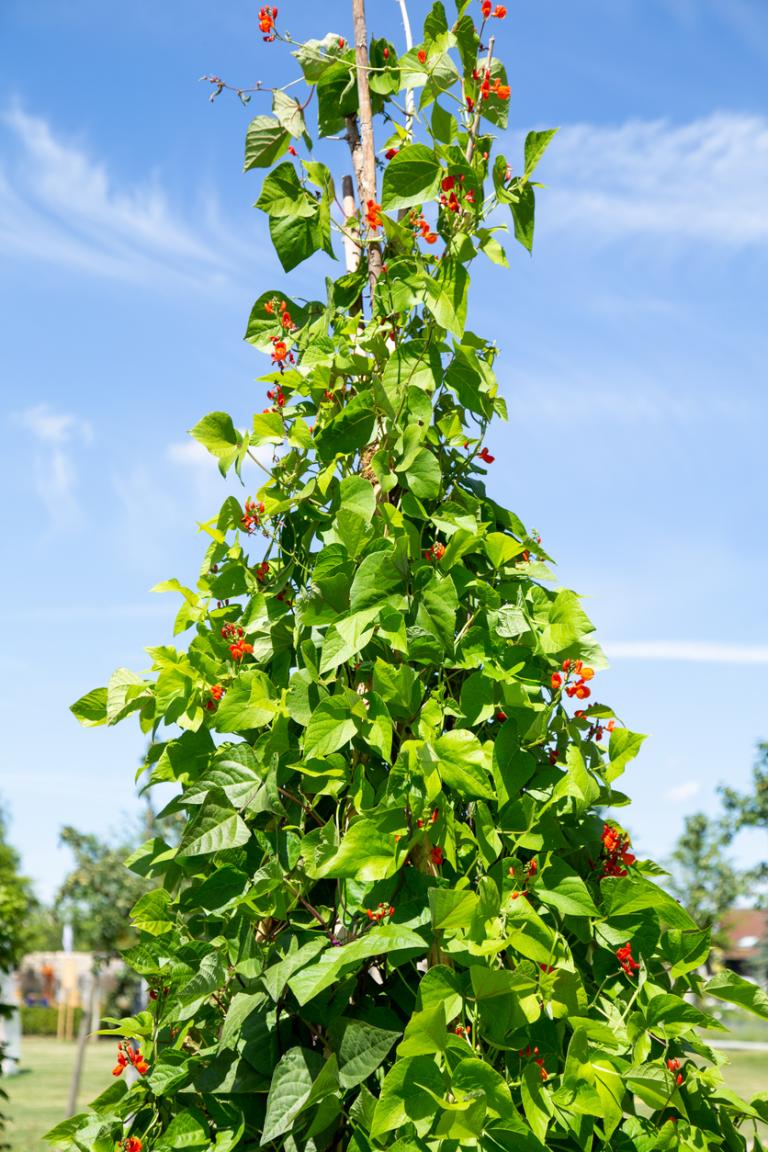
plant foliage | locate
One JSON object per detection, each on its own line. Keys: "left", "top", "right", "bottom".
{"left": 58, "top": 3, "right": 766, "bottom": 1150}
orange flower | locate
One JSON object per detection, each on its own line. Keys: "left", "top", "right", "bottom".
{"left": 365, "top": 199, "right": 383, "bottom": 231}
{"left": 417, "top": 49, "right": 427, "bottom": 64}
{"left": 492, "top": 4, "right": 507, "bottom": 16}
{"left": 551, "top": 672, "right": 562, "bottom": 690}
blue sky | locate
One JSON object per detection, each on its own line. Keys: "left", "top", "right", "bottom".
{"left": 1, "top": 0, "right": 766, "bottom": 902}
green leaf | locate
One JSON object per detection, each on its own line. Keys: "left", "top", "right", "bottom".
{"left": 130, "top": 889, "right": 173, "bottom": 936}
{"left": 510, "top": 183, "right": 535, "bottom": 253}
{"left": 381, "top": 144, "right": 442, "bottom": 210}
{"left": 214, "top": 670, "right": 277, "bottom": 731}
{"left": 536, "top": 859, "right": 599, "bottom": 918}
{"left": 303, "top": 696, "right": 358, "bottom": 757}
{"left": 244, "top": 115, "right": 290, "bottom": 170}
{"left": 397, "top": 1002, "right": 447, "bottom": 1057}
{"left": 434, "top": 730, "right": 493, "bottom": 799}
{"left": 178, "top": 797, "right": 251, "bottom": 857}
{"left": 404, "top": 447, "right": 442, "bottom": 499}
{"left": 272, "top": 90, "right": 306, "bottom": 138}
{"left": 155, "top": 1109, "right": 210, "bottom": 1150}
{"left": 318, "top": 818, "right": 399, "bottom": 881}
{"left": 71, "top": 686, "right": 107, "bottom": 727}
{"left": 315, "top": 392, "right": 376, "bottom": 459}
{"left": 269, "top": 207, "right": 333, "bottom": 273}
{"left": 420, "top": 260, "right": 469, "bottom": 338}
{"left": 350, "top": 547, "right": 403, "bottom": 611}
{"left": 429, "top": 888, "right": 478, "bottom": 931}
{"left": 261, "top": 1047, "right": 325, "bottom": 1144}
{"left": 189, "top": 411, "right": 240, "bottom": 469}
{"left": 371, "top": 1055, "right": 447, "bottom": 1139}
{"left": 705, "top": 970, "right": 768, "bottom": 1020}
{"left": 288, "top": 925, "right": 428, "bottom": 1005}
{"left": 331, "top": 1019, "right": 401, "bottom": 1089}
{"left": 524, "top": 128, "right": 558, "bottom": 177}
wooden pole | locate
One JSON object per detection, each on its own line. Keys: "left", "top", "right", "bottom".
{"left": 351, "top": 0, "right": 382, "bottom": 291}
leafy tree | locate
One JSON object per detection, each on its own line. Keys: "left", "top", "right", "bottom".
{"left": 53, "top": 3, "right": 767, "bottom": 1150}
{"left": 721, "top": 741, "right": 768, "bottom": 890}
{"left": 0, "top": 803, "right": 37, "bottom": 1146}
{"left": 667, "top": 813, "right": 741, "bottom": 948}
{"left": 54, "top": 826, "right": 152, "bottom": 957}
{"left": 0, "top": 805, "right": 37, "bottom": 972}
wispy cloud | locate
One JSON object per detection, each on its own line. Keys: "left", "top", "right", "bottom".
{"left": 605, "top": 640, "right": 768, "bottom": 664}
{"left": 664, "top": 779, "right": 701, "bottom": 803}
{"left": 14, "top": 403, "right": 92, "bottom": 522}
{"left": 543, "top": 112, "right": 768, "bottom": 246}
{"left": 0, "top": 103, "right": 246, "bottom": 285}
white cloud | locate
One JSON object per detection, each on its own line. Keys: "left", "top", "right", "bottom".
{"left": 0, "top": 103, "right": 247, "bottom": 285}
{"left": 664, "top": 779, "right": 702, "bottom": 803}
{"left": 543, "top": 112, "right": 768, "bottom": 245}
{"left": 16, "top": 402, "right": 92, "bottom": 445}
{"left": 14, "top": 403, "right": 93, "bottom": 520}
{"left": 605, "top": 640, "right": 768, "bottom": 664}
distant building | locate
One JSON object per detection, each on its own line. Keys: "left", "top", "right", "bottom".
{"left": 720, "top": 908, "right": 768, "bottom": 977}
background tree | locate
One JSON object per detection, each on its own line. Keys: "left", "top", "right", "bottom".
{"left": 721, "top": 740, "right": 768, "bottom": 891}
{"left": 52, "top": 3, "right": 767, "bottom": 1150}
{"left": 668, "top": 812, "right": 742, "bottom": 947}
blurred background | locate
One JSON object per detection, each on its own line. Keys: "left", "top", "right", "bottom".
{"left": 0, "top": 0, "right": 766, "bottom": 1142}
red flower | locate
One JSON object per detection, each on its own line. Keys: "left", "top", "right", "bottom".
{"left": 338, "top": 37, "right": 345, "bottom": 48}
{"left": 417, "top": 49, "right": 427, "bottom": 64}
{"left": 385, "top": 147, "right": 399, "bottom": 160}
{"left": 496, "top": 710, "right": 507, "bottom": 722}
{"left": 287, "top": 145, "right": 297, "bottom": 156}
{"left": 123, "top": 1139, "right": 142, "bottom": 1152}
{"left": 441, "top": 175, "right": 456, "bottom": 192}
{"left": 466, "top": 96, "right": 475, "bottom": 112}
{"left": 478, "top": 447, "right": 495, "bottom": 463}
{"left": 424, "top": 542, "right": 445, "bottom": 562}
{"left": 431, "top": 845, "right": 444, "bottom": 866}
{"left": 492, "top": 5, "right": 507, "bottom": 17}
{"left": 616, "top": 942, "right": 640, "bottom": 976}
{"left": 258, "top": 6, "right": 277, "bottom": 39}
{"left": 667, "top": 1057, "right": 681, "bottom": 1072}
{"left": 365, "top": 199, "right": 383, "bottom": 231}
{"left": 551, "top": 672, "right": 562, "bottom": 690}
{"left": 481, "top": 0, "right": 492, "bottom": 16}
{"left": 271, "top": 339, "right": 288, "bottom": 364}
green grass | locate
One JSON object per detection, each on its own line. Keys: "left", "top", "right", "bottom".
{"left": 4, "top": 1037, "right": 113, "bottom": 1151}
{"left": 2, "top": 1036, "right": 767, "bottom": 1151}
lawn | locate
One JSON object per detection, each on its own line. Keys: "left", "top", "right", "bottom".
{"left": 2, "top": 1036, "right": 767, "bottom": 1151}
{"left": 4, "top": 1037, "right": 113, "bottom": 1151}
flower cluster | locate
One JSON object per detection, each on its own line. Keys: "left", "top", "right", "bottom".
{"left": 112, "top": 1041, "right": 148, "bottom": 1077}
{"left": 222, "top": 625, "right": 253, "bottom": 661}
{"left": 242, "top": 497, "right": 266, "bottom": 532}
{"left": 365, "top": 200, "right": 383, "bottom": 232}
{"left": 552, "top": 658, "right": 594, "bottom": 700}
{"left": 601, "top": 822, "right": 636, "bottom": 878}
{"left": 478, "top": 68, "right": 511, "bottom": 102}
{"left": 264, "top": 297, "right": 296, "bottom": 331}
{"left": 258, "top": 6, "right": 278, "bottom": 40}
{"left": 509, "top": 856, "right": 537, "bottom": 899}
{"left": 255, "top": 560, "right": 270, "bottom": 584}
{"left": 365, "top": 902, "right": 394, "bottom": 922}
{"left": 481, "top": 1, "right": 507, "bottom": 18}
{"left": 454, "top": 1023, "right": 471, "bottom": 1040}
{"left": 205, "top": 684, "right": 224, "bottom": 712}
{"left": 519, "top": 1044, "right": 548, "bottom": 1081}
{"left": 586, "top": 717, "right": 615, "bottom": 742}
{"left": 266, "top": 384, "right": 286, "bottom": 407}
{"left": 430, "top": 845, "right": 444, "bottom": 866}
{"left": 439, "top": 174, "right": 476, "bottom": 214}
{"left": 416, "top": 807, "right": 439, "bottom": 829}
{"left": 410, "top": 211, "right": 438, "bottom": 245}
{"left": 424, "top": 541, "right": 445, "bottom": 563}
{"left": 667, "top": 1057, "right": 684, "bottom": 1086}
{"left": 270, "top": 339, "right": 294, "bottom": 367}
{"left": 616, "top": 941, "right": 640, "bottom": 977}
{"left": 121, "top": 1139, "right": 142, "bottom": 1152}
